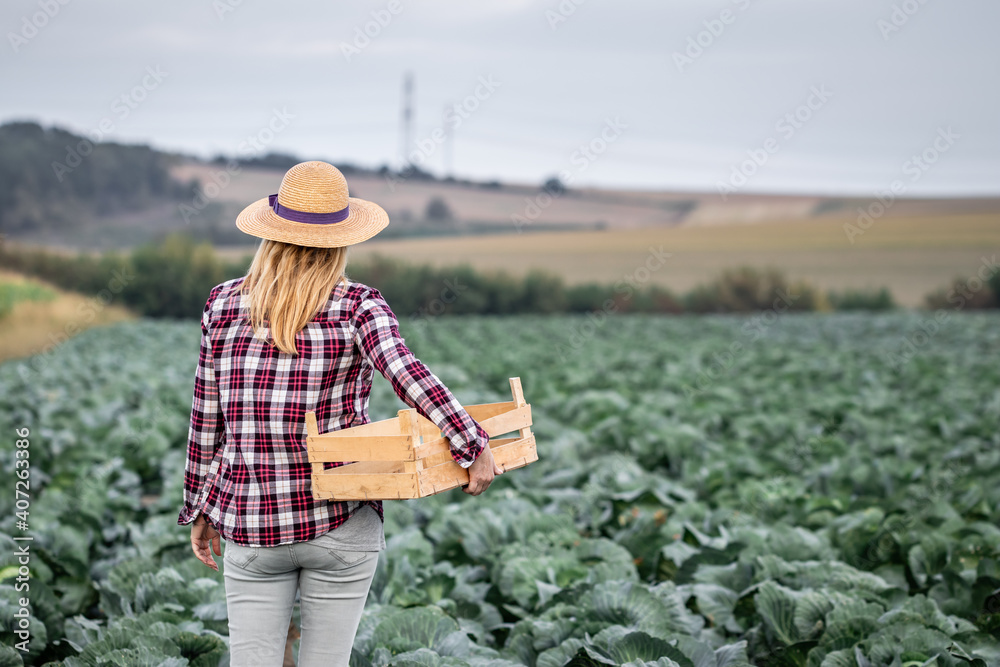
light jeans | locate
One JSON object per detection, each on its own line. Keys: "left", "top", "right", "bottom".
{"left": 223, "top": 531, "right": 379, "bottom": 667}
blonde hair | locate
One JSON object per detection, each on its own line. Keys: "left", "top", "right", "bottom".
{"left": 240, "top": 239, "right": 350, "bottom": 355}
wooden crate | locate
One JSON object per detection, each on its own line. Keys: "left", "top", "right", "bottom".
{"left": 305, "top": 377, "right": 537, "bottom": 501}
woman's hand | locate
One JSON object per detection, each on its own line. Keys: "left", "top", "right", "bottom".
{"left": 191, "top": 518, "right": 222, "bottom": 571}
{"left": 463, "top": 445, "right": 503, "bottom": 495}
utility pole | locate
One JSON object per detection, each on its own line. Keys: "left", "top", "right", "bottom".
{"left": 443, "top": 103, "right": 453, "bottom": 178}
{"left": 399, "top": 71, "right": 414, "bottom": 171}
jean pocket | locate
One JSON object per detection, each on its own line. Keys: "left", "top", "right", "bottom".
{"left": 224, "top": 541, "right": 259, "bottom": 569}
{"left": 326, "top": 548, "right": 369, "bottom": 567}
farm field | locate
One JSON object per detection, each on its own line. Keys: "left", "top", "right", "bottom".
{"left": 1, "top": 311, "right": 999, "bottom": 665}
{"left": 169, "top": 163, "right": 1000, "bottom": 232}
{"left": 0, "top": 271, "right": 134, "bottom": 365}
{"left": 343, "top": 213, "right": 1000, "bottom": 309}
{"left": 215, "top": 213, "right": 1000, "bottom": 307}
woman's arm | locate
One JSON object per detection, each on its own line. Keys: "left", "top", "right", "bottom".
{"left": 177, "top": 292, "right": 226, "bottom": 526}
{"left": 353, "top": 286, "right": 488, "bottom": 467}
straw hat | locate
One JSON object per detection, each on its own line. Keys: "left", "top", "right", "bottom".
{"left": 235, "top": 161, "right": 389, "bottom": 248}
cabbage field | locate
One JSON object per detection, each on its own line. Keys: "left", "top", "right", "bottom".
{"left": 1, "top": 311, "right": 999, "bottom": 666}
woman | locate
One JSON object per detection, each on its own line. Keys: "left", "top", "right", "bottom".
{"left": 176, "top": 161, "right": 502, "bottom": 666}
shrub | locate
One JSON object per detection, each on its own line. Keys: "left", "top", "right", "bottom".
{"left": 682, "top": 267, "right": 822, "bottom": 313}
{"left": 924, "top": 273, "right": 1000, "bottom": 310}
{"left": 125, "top": 234, "right": 230, "bottom": 318}
{"left": 827, "top": 287, "right": 896, "bottom": 311}
{"left": 542, "top": 176, "right": 566, "bottom": 196}
{"left": 565, "top": 283, "right": 613, "bottom": 313}
{"left": 632, "top": 284, "right": 684, "bottom": 314}
{"left": 424, "top": 197, "right": 454, "bottom": 222}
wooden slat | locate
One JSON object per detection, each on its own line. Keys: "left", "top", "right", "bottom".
{"left": 312, "top": 472, "right": 420, "bottom": 500}
{"left": 418, "top": 446, "right": 467, "bottom": 470}
{"left": 485, "top": 436, "right": 521, "bottom": 447}
{"left": 305, "top": 412, "right": 323, "bottom": 477}
{"left": 307, "top": 434, "right": 415, "bottom": 462}
{"left": 416, "top": 435, "right": 524, "bottom": 469}
{"left": 509, "top": 377, "right": 525, "bottom": 406}
{"left": 509, "top": 378, "right": 532, "bottom": 439}
{"left": 414, "top": 435, "right": 449, "bottom": 459}
{"left": 464, "top": 400, "right": 517, "bottom": 422}
{"left": 416, "top": 434, "right": 536, "bottom": 497}
{"left": 329, "top": 415, "right": 402, "bottom": 437}
{"left": 411, "top": 404, "right": 533, "bottom": 458}
{"left": 493, "top": 435, "right": 538, "bottom": 471}
{"left": 415, "top": 418, "right": 439, "bottom": 439}
{"left": 324, "top": 460, "right": 407, "bottom": 475}
{"left": 478, "top": 404, "right": 532, "bottom": 437}
{"left": 397, "top": 409, "right": 420, "bottom": 475}
{"left": 417, "top": 460, "right": 468, "bottom": 496}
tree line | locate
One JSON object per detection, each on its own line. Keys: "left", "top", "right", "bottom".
{"left": 3, "top": 232, "right": 999, "bottom": 319}
{"left": 0, "top": 121, "right": 196, "bottom": 235}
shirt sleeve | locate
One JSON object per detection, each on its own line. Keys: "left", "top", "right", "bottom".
{"left": 177, "top": 291, "right": 225, "bottom": 527}
{"left": 353, "top": 287, "right": 488, "bottom": 468}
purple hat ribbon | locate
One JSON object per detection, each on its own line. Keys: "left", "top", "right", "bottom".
{"left": 268, "top": 194, "right": 350, "bottom": 224}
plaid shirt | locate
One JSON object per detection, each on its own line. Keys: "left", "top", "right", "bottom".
{"left": 176, "top": 276, "right": 489, "bottom": 547}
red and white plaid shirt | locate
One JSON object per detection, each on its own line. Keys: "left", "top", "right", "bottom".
{"left": 176, "top": 276, "right": 489, "bottom": 547}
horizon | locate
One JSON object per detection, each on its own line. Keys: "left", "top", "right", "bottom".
{"left": 4, "top": 116, "right": 997, "bottom": 202}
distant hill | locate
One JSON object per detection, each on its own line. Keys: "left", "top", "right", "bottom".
{"left": 0, "top": 121, "right": 196, "bottom": 237}
{"left": 174, "top": 160, "right": 1000, "bottom": 245}
{"left": 3, "top": 119, "right": 999, "bottom": 251}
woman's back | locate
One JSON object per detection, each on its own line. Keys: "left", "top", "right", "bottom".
{"left": 177, "top": 275, "right": 489, "bottom": 547}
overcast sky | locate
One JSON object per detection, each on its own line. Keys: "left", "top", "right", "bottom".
{"left": 2, "top": 0, "right": 998, "bottom": 196}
